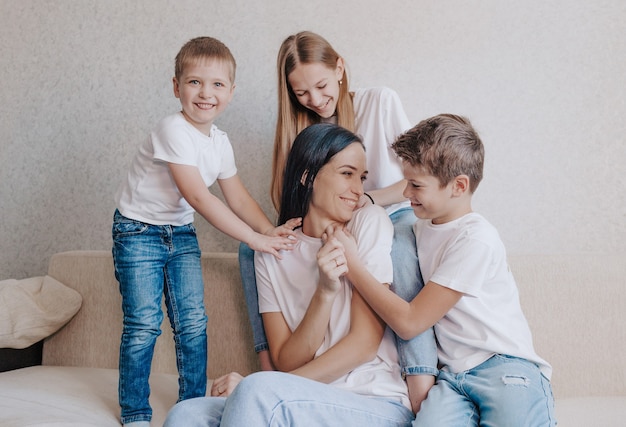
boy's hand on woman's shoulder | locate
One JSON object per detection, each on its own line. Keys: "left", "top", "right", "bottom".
{"left": 248, "top": 233, "right": 295, "bottom": 259}
{"left": 265, "top": 217, "right": 302, "bottom": 238}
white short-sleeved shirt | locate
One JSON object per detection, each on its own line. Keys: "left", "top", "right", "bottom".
{"left": 115, "top": 112, "right": 237, "bottom": 226}
{"left": 415, "top": 212, "right": 552, "bottom": 378}
{"left": 255, "top": 205, "right": 410, "bottom": 408}
{"left": 353, "top": 87, "right": 412, "bottom": 215}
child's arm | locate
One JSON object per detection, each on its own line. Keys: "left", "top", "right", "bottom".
{"left": 218, "top": 174, "right": 301, "bottom": 236}
{"left": 169, "top": 163, "right": 293, "bottom": 257}
{"left": 358, "top": 179, "right": 407, "bottom": 208}
{"left": 332, "top": 226, "right": 462, "bottom": 340}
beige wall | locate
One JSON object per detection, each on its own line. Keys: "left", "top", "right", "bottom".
{"left": 1, "top": 0, "right": 625, "bottom": 279}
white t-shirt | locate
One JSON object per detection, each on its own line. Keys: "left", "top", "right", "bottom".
{"left": 115, "top": 112, "right": 237, "bottom": 226}
{"left": 255, "top": 204, "right": 410, "bottom": 408}
{"left": 353, "top": 87, "right": 412, "bottom": 215}
{"left": 415, "top": 212, "right": 552, "bottom": 378}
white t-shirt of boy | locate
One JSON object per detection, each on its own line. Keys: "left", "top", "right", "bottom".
{"left": 353, "top": 87, "right": 411, "bottom": 215}
{"left": 414, "top": 212, "right": 552, "bottom": 379}
{"left": 115, "top": 112, "right": 237, "bottom": 226}
{"left": 255, "top": 204, "right": 410, "bottom": 409}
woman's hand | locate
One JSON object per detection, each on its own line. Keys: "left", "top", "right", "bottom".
{"left": 210, "top": 372, "right": 244, "bottom": 397}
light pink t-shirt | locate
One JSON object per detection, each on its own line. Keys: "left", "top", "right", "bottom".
{"left": 255, "top": 204, "right": 410, "bottom": 408}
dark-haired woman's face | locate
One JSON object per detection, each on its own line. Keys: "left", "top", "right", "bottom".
{"left": 306, "top": 142, "right": 367, "bottom": 231}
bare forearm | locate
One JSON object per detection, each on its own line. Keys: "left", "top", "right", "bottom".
{"left": 290, "top": 333, "right": 378, "bottom": 383}
{"left": 366, "top": 180, "right": 407, "bottom": 207}
{"left": 348, "top": 263, "right": 424, "bottom": 339}
{"left": 273, "top": 289, "right": 336, "bottom": 372}
{"left": 191, "top": 191, "right": 258, "bottom": 246}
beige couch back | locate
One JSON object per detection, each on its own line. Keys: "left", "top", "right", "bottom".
{"left": 509, "top": 253, "right": 625, "bottom": 399}
{"left": 42, "top": 250, "right": 625, "bottom": 399}
{"left": 43, "top": 250, "right": 259, "bottom": 378}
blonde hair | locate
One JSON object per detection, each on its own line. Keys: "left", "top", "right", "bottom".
{"left": 174, "top": 36, "right": 236, "bottom": 83}
{"left": 270, "top": 31, "right": 355, "bottom": 211}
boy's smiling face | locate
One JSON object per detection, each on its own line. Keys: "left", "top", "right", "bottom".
{"left": 173, "top": 58, "right": 235, "bottom": 135}
{"left": 402, "top": 161, "right": 464, "bottom": 225}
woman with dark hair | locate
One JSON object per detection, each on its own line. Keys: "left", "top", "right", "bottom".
{"left": 164, "top": 123, "right": 414, "bottom": 426}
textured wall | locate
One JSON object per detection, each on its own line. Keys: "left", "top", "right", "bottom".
{"left": 1, "top": 0, "right": 625, "bottom": 279}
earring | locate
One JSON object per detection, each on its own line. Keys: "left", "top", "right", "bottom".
{"left": 339, "top": 80, "right": 343, "bottom": 85}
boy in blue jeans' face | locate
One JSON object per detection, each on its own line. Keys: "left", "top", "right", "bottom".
{"left": 333, "top": 114, "right": 556, "bottom": 426}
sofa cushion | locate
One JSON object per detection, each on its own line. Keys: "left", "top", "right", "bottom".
{"left": 0, "top": 276, "right": 82, "bottom": 349}
{"left": 0, "top": 365, "right": 179, "bottom": 426}
{"left": 555, "top": 396, "right": 626, "bottom": 426}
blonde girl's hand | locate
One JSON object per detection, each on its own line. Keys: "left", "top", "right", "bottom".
{"left": 265, "top": 217, "right": 302, "bottom": 239}
{"left": 356, "top": 193, "right": 374, "bottom": 209}
{"left": 210, "top": 372, "right": 244, "bottom": 397}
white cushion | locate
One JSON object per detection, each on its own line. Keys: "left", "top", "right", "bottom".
{"left": 0, "top": 365, "right": 179, "bottom": 426}
{"left": 0, "top": 276, "right": 82, "bottom": 349}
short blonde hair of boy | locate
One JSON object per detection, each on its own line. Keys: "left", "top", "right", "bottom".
{"left": 174, "top": 36, "right": 236, "bottom": 83}
{"left": 270, "top": 31, "right": 355, "bottom": 211}
{"left": 392, "top": 114, "right": 484, "bottom": 193}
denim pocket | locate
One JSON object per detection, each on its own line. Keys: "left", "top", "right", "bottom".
{"left": 112, "top": 211, "right": 149, "bottom": 238}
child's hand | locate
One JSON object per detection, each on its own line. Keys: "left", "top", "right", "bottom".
{"left": 325, "top": 224, "right": 358, "bottom": 264}
{"left": 265, "top": 217, "right": 302, "bottom": 238}
{"left": 210, "top": 372, "right": 244, "bottom": 397}
{"left": 248, "top": 234, "right": 294, "bottom": 259}
{"left": 317, "top": 229, "right": 348, "bottom": 294}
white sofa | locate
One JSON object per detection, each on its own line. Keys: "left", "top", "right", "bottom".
{"left": 0, "top": 250, "right": 624, "bottom": 426}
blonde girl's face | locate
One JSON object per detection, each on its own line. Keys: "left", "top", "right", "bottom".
{"left": 173, "top": 58, "right": 235, "bottom": 135}
{"left": 305, "top": 142, "right": 367, "bottom": 237}
{"left": 287, "top": 59, "right": 344, "bottom": 119}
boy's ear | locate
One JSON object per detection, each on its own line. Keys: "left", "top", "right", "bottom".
{"left": 451, "top": 175, "right": 470, "bottom": 196}
{"left": 172, "top": 77, "right": 181, "bottom": 99}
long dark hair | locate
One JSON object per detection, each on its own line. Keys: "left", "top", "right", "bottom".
{"left": 278, "top": 123, "right": 363, "bottom": 225}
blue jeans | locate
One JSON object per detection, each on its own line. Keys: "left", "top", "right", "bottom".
{"left": 389, "top": 208, "right": 438, "bottom": 377}
{"left": 164, "top": 371, "right": 414, "bottom": 427}
{"left": 238, "top": 207, "right": 438, "bottom": 375}
{"left": 112, "top": 210, "right": 208, "bottom": 424}
{"left": 415, "top": 355, "right": 556, "bottom": 426}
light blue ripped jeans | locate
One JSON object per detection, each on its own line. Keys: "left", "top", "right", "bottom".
{"left": 164, "top": 371, "right": 414, "bottom": 427}
{"left": 415, "top": 354, "right": 556, "bottom": 426}
{"left": 238, "top": 207, "right": 438, "bottom": 376}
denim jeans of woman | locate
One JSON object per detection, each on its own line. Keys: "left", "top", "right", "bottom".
{"left": 112, "top": 210, "right": 208, "bottom": 424}
{"left": 415, "top": 355, "right": 556, "bottom": 426}
{"left": 238, "top": 207, "right": 438, "bottom": 375}
{"left": 164, "top": 371, "right": 414, "bottom": 427}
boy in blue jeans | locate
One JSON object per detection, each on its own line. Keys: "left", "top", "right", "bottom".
{"left": 333, "top": 114, "right": 556, "bottom": 425}
{"left": 112, "top": 37, "right": 297, "bottom": 427}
